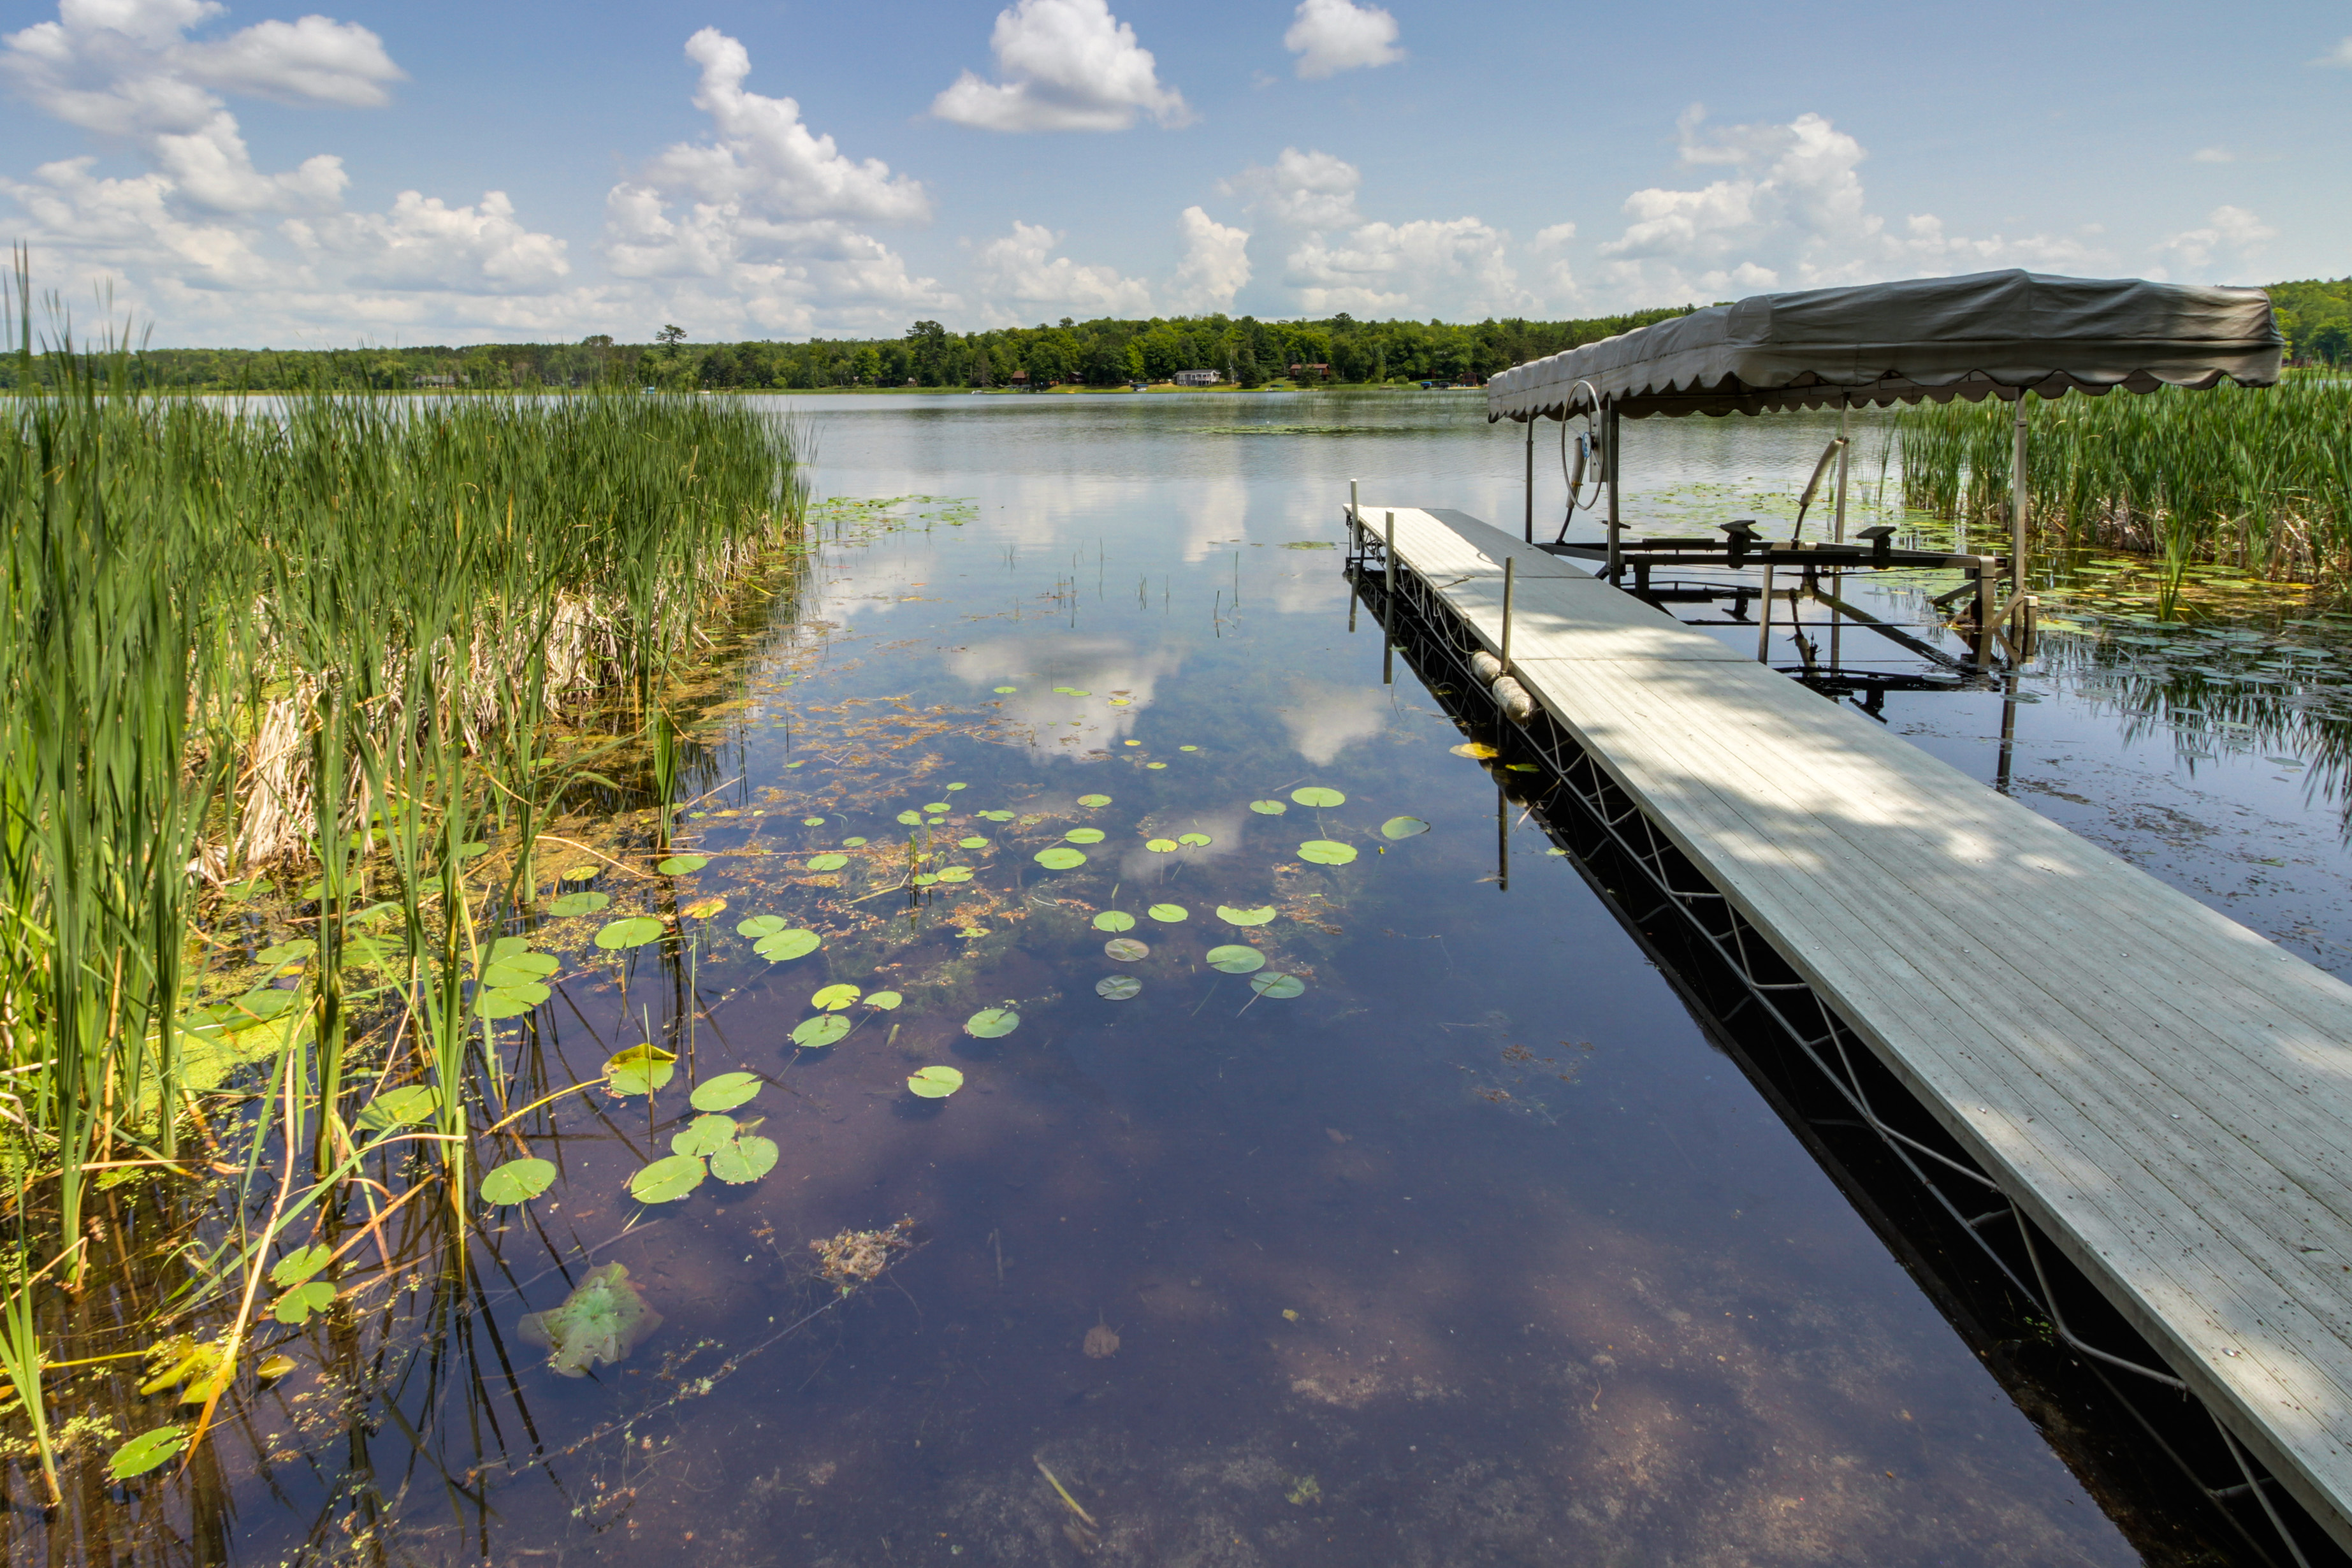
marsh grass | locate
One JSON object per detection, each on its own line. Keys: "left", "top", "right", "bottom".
{"left": 1896, "top": 379, "right": 2352, "bottom": 609}
{"left": 0, "top": 260, "right": 807, "bottom": 1500}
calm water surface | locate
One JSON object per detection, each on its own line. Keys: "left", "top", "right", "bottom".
{"left": 177, "top": 391, "right": 2352, "bottom": 1567}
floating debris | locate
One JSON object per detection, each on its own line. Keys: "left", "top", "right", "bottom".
{"left": 516, "top": 1263, "right": 663, "bottom": 1378}
{"left": 811, "top": 1217, "right": 917, "bottom": 1289}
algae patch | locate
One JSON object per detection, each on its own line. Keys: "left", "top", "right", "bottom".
{"left": 516, "top": 1263, "right": 663, "bottom": 1378}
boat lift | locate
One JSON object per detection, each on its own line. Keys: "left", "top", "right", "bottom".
{"left": 1484, "top": 270, "right": 2283, "bottom": 678}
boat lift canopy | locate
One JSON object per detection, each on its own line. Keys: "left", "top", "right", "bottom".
{"left": 1486, "top": 270, "right": 2281, "bottom": 424}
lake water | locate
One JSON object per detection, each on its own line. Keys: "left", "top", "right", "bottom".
{"left": 98, "top": 389, "right": 2352, "bottom": 1566}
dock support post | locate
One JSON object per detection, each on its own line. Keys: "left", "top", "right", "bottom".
{"left": 1523, "top": 417, "right": 1534, "bottom": 543}
{"left": 2010, "top": 393, "right": 2030, "bottom": 593}
{"left": 1500, "top": 556, "right": 1516, "bottom": 676}
{"left": 1349, "top": 477, "right": 1360, "bottom": 544}
{"left": 1604, "top": 403, "right": 1622, "bottom": 581}
{"left": 1756, "top": 562, "right": 1775, "bottom": 663}
{"left": 1496, "top": 778, "right": 1509, "bottom": 892}
{"left": 1832, "top": 401, "right": 1851, "bottom": 670}
{"left": 1383, "top": 511, "right": 1396, "bottom": 686}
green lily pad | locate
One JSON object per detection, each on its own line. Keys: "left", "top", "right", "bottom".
{"left": 843, "top": 836, "right": 869, "bottom": 846}
{"left": 606, "top": 1044, "right": 678, "bottom": 1096}
{"left": 561, "top": 864, "right": 601, "bottom": 882}
{"left": 630, "top": 1154, "right": 707, "bottom": 1205}
{"left": 1249, "top": 973, "right": 1306, "bottom": 999}
{"left": 481, "top": 1158, "right": 558, "bottom": 1205}
{"left": 1217, "top": 905, "right": 1277, "bottom": 926}
{"left": 690, "top": 1071, "right": 764, "bottom": 1112}
{"left": 1298, "top": 841, "right": 1357, "bottom": 866}
{"left": 709, "top": 1135, "right": 779, "bottom": 1184}
{"left": 1249, "top": 799, "right": 1287, "bottom": 815}
{"left": 792, "top": 1013, "right": 853, "bottom": 1049}
{"left": 958, "top": 836, "right": 990, "bottom": 849}
{"left": 937, "top": 866, "right": 975, "bottom": 882}
{"left": 754, "top": 929, "right": 822, "bottom": 962}
{"left": 221, "top": 989, "right": 298, "bottom": 1030}
{"left": 595, "top": 916, "right": 666, "bottom": 950}
{"left": 865, "top": 991, "right": 904, "bottom": 1010}
{"left": 811, "top": 982, "right": 862, "bottom": 1012}
{"left": 486, "top": 952, "right": 562, "bottom": 980}
{"left": 805, "top": 853, "right": 850, "bottom": 871}
{"left": 802, "top": 816, "right": 826, "bottom": 826}
{"left": 1093, "top": 910, "right": 1136, "bottom": 931}
{"left": 255, "top": 938, "right": 315, "bottom": 967}
{"left": 1145, "top": 838, "right": 1178, "bottom": 853}
{"left": 923, "top": 802, "right": 952, "bottom": 814}
{"left": 994, "top": 685, "right": 1019, "bottom": 693}
{"left": 947, "top": 783, "right": 968, "bottom": 791}
{"left": 109, "top": 1426, "right": 186, "bottom": 1481}
{"left": 896, "top": 810, "right": 922, "bottom": 825}
{"left": 1077, "top": 794, "right": 1112, "bottom": 807}
{"left": 1105, "top": 938, "right": 1149, "bottom": 961}
{"left": 1034, "top": 846, "right": 1087, "bottom": 870}
{"left": 657, "top": 855, "right": 708, "bottom": 875}
{"left": 356, "top": 1084, "right": 440, "bottom": 1133}
{"left": 672, "top": 1113, "right": 737, "bottom": 1157}
{"left": 1177, "top": 832, "right": 1212, "bottom": 847}
{"left": 1207, "top": 945, "right": 1267, "bottom": 974}
{"left": 1291, "top": 787, "right": 1346, "bottom": 808}
{"left": 1064, "top": 827, "right": 1106, "bottom": 844}
{"left": 976, "top": 809, "right": 1016, "bottom": 822}
{"left": 1096, "top": 976, "right": 1142, "bottom": 1000}
{"left": 907, "top": 1065, "right": 966, "bottom": 1098}
{"left": 1147, "top": 903, "right": 1187, "bottom": 923}
{"left": 1381, "top": 816, "right": 1430, "bottom": 839}
{"left": 964, "top": 1008, "right": 1020, "bottom": 1038}
{"left": 270, "top": 1245, "right": 333, "bottom": 1287}
{"left": 737, "top": 914, "right": 787, "bottom": 938}
{"left": 271, "top": 1279, "right": 336, "bottom": 1325}
{"left": 477, "top": 984, "right": 549, "bottom": 1019}
{"left": 518, "top": 1263, "right": 663, "bottom": 1377}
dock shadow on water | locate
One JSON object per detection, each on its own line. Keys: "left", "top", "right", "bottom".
{"left": 22, "top": 389, "right": 2339, "bottom": 1565}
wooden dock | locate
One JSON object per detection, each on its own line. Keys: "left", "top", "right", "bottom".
{"left": 1358, "top": 504, "right": 2352, "bottom": 1555}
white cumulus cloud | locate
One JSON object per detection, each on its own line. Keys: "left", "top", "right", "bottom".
{"left": 2152, "top": 205, "right": 2276, "bottom": 279}
{"left": 2312, "top": 35, "right": 2352, "bottom": 66}
{"left": 1283, "top": 0, "right": 1403, "bottom": 80}
{"left": 1226, "top": 146, "right": 1362, "bottom": 229}
{"left": 1224, "top": 146, "right": 1519, "bottom": 317}
{"left": 1166, "top": 205, "right": 1250, "bottom": 313}
{"left": 931, "top": 0, "right": 1187, "bottom": 133}
{"left": 297, "top": 190, "right": 570, "bottom": 293}
{"left": 1590, "top": 105, "right": 2103, "bottom": 305}
{"left": 969, "top": 220, "right": 1152, "bottom": 323}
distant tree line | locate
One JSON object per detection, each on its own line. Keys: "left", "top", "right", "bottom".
{"left": 0, "top": 309, "right": 1700, "bottom": 393}
{"left": 3, "top": 277, "right": 2338, "bottom": 392}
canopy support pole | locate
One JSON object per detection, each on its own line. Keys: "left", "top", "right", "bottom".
{"left": 1604, "top": 403, "right": 1622, "bottom": 581}
{"left": 2010, "top": 393, "right": 2029, "bottom": 593}
{"left": 1523, "top": 416, "right": 1534, "bottom": 544}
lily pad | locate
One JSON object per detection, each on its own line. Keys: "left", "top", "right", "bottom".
{"left": 977, "top": 809, "right": 1016, "bottom": 822}
{"left": 477, "top": 984, "right": 549, "bottom": 1020}
{"left": 736, "top": 914, "right": 788, "bottom": 939}
{"left": 255, "top": 938, "right": 315, "bottom": 967}
{"left": 595, "top": 916, "right": 666, "bottom": 950}
{"left": 994, "top": 685, "right": 1018, "bottom": 693}
{"left": 606, "top": 1043, "right": 678, "bottom": 1096}
{"left": 805, "top": 853, "right": 849, "bottom": 871}
{"left": 865, "top": 991, "right": 904, "bottom": 1010}
{"left": 801, "top": 816, "right": 825, "bottom": 826}
{"left": 709, "top": 1135, "right": 779, "bottom": 1184}
{"left": 1096, "top": 976, "right": 1142, "bottom": 1000}
{"left": 681, "top": 895, "right": 728, "bottom": 919}
{"left": 518, "top": 1262, "right": 664, "bottom": 1377}
{"left": 481, "top": 1157, "right": 558, "bottom": 1205}
{"left": 1145, "top": 838, "right": 1179, "bottom": 853}
{"left": 271, "top": 1279, "right": 335, "bottom": 1325}
{"left": 1093, "top": 910, "right": 1136, "bottom": 932}
{"left": 1147, "top": 903, "right": 1188, "bottom": 922}
{"left": 488, "top": 952, "right": 561, "bottom": 980}
{"left": 1207, "top": 945, "right": 1267, "bottom": 974}
{"left": 1064, "top": 828, "right": 1106, "bottom": 844}
{"left": 811, "top": 982, "right": 862, "bottom": 1012}
{"left": 843, "top": 836, "right": 869, "bottom": 846}
{"left": 560, "top": 864, "right": 601, "bottom": 882}
{"left": 923, "top": 802, "right": 952, "bottom": 814}
{"left": 1291, "top": 787, "right": 1346, "bottom": 808}
{"left": 109, "top": 1426, "right": 187, "bottom": 1481}
{"left": 937, "top": 866, "right": 974, "bottom": 882}
{"left": 1298, "top": 840, "right": 1358, "bottom": 866}
{"left": 1249, "top": 973, "right": 1306, "bottom": 999}
{"left": 1217, "top": 905, "right": 1277, "bottom": 927}
{"left": 1450, "top": 741, "right": 1499, "bottom": 760}
{"left": 1381, "top": 816, "right": 1430, "bottom": 839}
{"left": 270, "top": 1245, "right": 333, "bottom": 1287}
{"left": 1077, "top": 794, "right": 1112, "bottom": 807}
{"left": 964, "top": 1008, "right": 1020, "bottom": 1038}
{"left": 896, "top": 810, "right": 922, "bottom": 825}
{"left": 1105, "top": 938, "right": 1150, "bottom": 962}
{"left": 792, "top": 1014, "right": 853, "bottom": 1049}
{"left": 957, "top": 836, "right": 990, "bottom": 849}
{"left": 907, "top": 1065, "right": 966, "bottom": 1098}
{"left": 657, "top": 855, "right": 709, "bottom": 875}
{"left": 1176, "top": 832, "right": 1212, "bottom": 847}
{"left": 1034, "top": 846, "right": 1087, "bottom": 870}
{"left": 672, "top": 1113, "right": 737, "bottom": 1157}
{"left": 629, "top": 1154, "right": 707, "bottom": 1205}
{"left": 1249, "top": 799, "right": 1287, "bottom": 815}
{"left": 754, "top": 928, "right": 822, "bottom": 962}
{"left": 356, "top": 1084, "right": 440, "bottom": 1133}
{"left": 690, "top": 1071, "right": 764, "bottom": 1112}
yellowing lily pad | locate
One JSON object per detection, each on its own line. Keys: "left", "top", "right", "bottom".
{"left": 1450, "top": 741, "right": 1499, "bottom": 759}
{"left": 681, "top": 895, "right": 729, "bottom": 918}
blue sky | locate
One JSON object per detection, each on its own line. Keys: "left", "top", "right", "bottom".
{"left": 2, "top": 0, "right": 2345, "bottom": 346}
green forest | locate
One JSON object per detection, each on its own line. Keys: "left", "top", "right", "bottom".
{"left": 4, "top": 277, "right": 2345, "bottom": 394}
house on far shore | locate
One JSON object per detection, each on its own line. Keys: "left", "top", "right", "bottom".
{"left": 1288, "top": 363, "right": 1330, "bottom": 379}
{"left": 1172, "top": 368, "right": 1221, "bottom": 386}
{"left": 412, "top": 373, "right": 456, "bottom": 388}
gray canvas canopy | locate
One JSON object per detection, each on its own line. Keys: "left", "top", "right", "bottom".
{"left": 1486, "top": 270, "right": 2281, "bottom": 423}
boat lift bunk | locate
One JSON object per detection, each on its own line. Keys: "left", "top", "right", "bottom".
{"left": 1484, "top": 270, "right": 2283, "bottom": 681}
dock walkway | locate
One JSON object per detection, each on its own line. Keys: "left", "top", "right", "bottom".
{"left": 1360, "top": 504, "right": 2352, "bottom": 1552}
